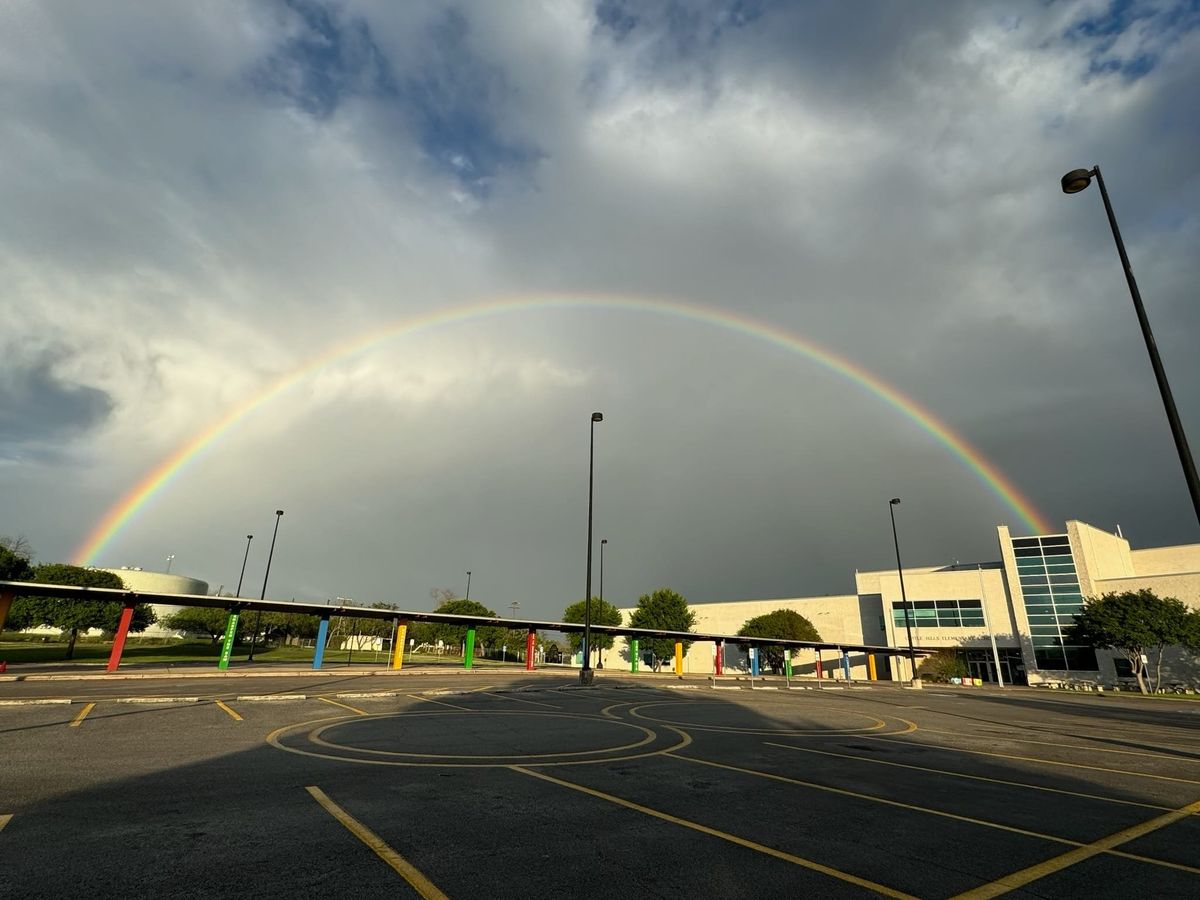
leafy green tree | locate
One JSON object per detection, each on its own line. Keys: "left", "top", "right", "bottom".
{"left": 0, "top": 536, "right": 34, "bottom": 583}
{"left": 263, "top": 611, "right": 321, "bottom": 643}
{"left": 1183, "top": 609, "right": 1200, "bottom": 654}
{"left": 417, "top": 598, "right": 506, "bottom": 652}
{"left": 628, "top": 588, "right": 697, "bottom": 664}
{"left": 916, "top": 650, "right": 969, "bottom": 683}
{"left": 14, "top": 565, "right": 156, "bottom": 658}
{"left": 562, "top": 597, "right": 623, "bottom": 665}
{"left": 1070, "top": 590, "right": 1192, "bottom": 693}
{"left": 736, "top": 609, "right": 821, "bottom": 675}
{"left": 163, "top": 607, "right": 238, "bottom": 643}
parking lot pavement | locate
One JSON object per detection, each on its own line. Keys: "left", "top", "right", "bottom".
{"left": 3, "top": 677, "right": 1199, "bottom": 898}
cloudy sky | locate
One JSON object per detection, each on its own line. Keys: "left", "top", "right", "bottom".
{"left": 2, "top": 0, "right": 1198, "bottom": 618}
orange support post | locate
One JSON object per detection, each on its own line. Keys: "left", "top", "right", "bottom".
{"left": 107, "top": 600, "right": 136, "bottom": 672}
{"left": 0, "top": 589, "right": 13, "bottom": 635}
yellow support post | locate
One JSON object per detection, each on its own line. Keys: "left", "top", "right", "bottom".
{"left": 391, "top": 622, "right": 408, "bottom": 670}
{"left": 868, "top": 653, "right": 877, "bottom": 681}
{"left": 674, "top": 641, "right": 683, "bottom": 675}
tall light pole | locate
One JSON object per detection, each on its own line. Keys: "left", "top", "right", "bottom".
{"left": 165, "top": 554, "right": 175, "bottom": 574}
{"left": 235, "top": 535, "right": 253, "bottom": 597}
{"left": 509, "top": 600, "right": 521, "bottom": 618}
{"left": 247, "top": 509, "right": 283, "bottom": 663}
{"left": 581, "top": 411, "right": 603, "bottom": 685}
{"left": 889, "top": 498, "right": 917, "bottom": 682}
{"left": 465, "top": 571, "right": 472, "bottom": 601}
{"left": 1061, "top": 166, "right": 1200, "bottom": 526}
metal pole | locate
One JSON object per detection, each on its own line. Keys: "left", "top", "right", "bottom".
{"left": 977, "top": 565, "right": 1004, "bottom": 688}
{"left": 465, "top": 571, "right": 471, "bottom": 601}
{"left": 248, "top": 510, "right": 283, "bottom": 663}
{"left": 1091, "top": 166, "right": 1200, "bottom": 526}
{"left": 582, "top": 412, "right": 602, "bottom": 683}
{"left": 889, "top": 499, "right": 917, "bottom": 681}
{"left": 235, "top": 535, "right": 253, "bottom": 598}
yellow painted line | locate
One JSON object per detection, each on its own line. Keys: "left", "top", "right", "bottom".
{"left": 865, "top": 735, "right": 1200, "bottom": 786}
{"left": 917, "top": 726, "right": 1200, "bottom": 762}
{"left": 318, "top": 697, "right": 366, "bottom": 716}
{"left": 69, "top": 702, "right": 96, "bottom": 728}
{"left": 764, "top": 742, "right": 1173, "bottom": 812}
{"left": 407, "top": 694, "right": 469, "bottom": 711}
{"left": 478, "top": 691, "right": 561, "bottom": 709}
{"left": 600, "top": 701, "right": 633, "bottom": 719}
{"left": 214, "top": 700, "right": 243, "bottom": 722}
{"left": 305, "top": 786, "right": 448, "bottom": 899}
{"left": 669, "top": 752, "right": 1086, "bottom": 846}
{"left": 511, "top": 766, "right": 915, "bottom": 899}
{"left": 952, "top": 798, "right": 1200, "bottom": 899}
{"left": 0, "top": 814, "right": 11, "bottom": 832}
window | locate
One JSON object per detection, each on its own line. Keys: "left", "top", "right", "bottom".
{"left": 892, "top": 599, "right": 986, "bottom": 628}
{"left": 1113, "top": 657, "right": 1134, "bottom": 678}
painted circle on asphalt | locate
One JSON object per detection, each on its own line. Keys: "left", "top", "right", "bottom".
{"left": 267, "top": 708, "right": 692, "bottom": 768}
{"left": 629, "top": 701, "right": 888, "bottom": 735}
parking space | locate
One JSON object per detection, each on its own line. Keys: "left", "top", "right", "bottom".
{"left": 3, "top": 676, "right": 1199, "bottom": 897}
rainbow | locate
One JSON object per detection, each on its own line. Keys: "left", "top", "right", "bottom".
{"left": 74, "top": 294, "right": 1052, "bottom": 564}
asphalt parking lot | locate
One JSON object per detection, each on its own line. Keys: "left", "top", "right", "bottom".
{"left": 3, "top": 673, "right": 1199, "bottom": 898}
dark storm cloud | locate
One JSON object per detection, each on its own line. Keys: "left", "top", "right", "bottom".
{"left": 0, "top": 351, "right": 113, "bottom": 459}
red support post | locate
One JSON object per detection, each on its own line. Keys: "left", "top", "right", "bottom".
{"left": 714, "top": 640, "right": 723, "bottom": 676}
{"left": 0, "top": 590, "right": 14, "bottom": 635}
{"left": 815, "top": 652, "right": 824, "bottom": 680}
{"left": 107, "top": 601, "right": 136, "bottom": 672}
{"left": 525, "top": 630, "right": 536, "bottom": 671}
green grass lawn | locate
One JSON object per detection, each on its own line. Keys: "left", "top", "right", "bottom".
{"left": 0, "top": 638, "right": 533, "bottom": 668}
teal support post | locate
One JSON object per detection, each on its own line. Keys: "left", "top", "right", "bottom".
{"left": 218, "top": 611, "right": 239, "bottom": 670}
{"left": 630, "top": 639, "right": 639, "bottom": 672}
{"left": 464, "top": 627, "right": 476, "bottom": 669}
{"left": 841, "top": 651, "right": 851, "bottom": 681}
{"left": 313, "top": 615, "right": 330, "bottom": 670}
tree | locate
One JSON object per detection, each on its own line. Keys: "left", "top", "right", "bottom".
{"left": 1069, "top": 590, "right": 1192, "bottom": 694}
{"left": 14, "top": 565, "right": 156, "bottom": 658}
{"left": 562, "top": 597, "right": 623, "bottom": 665}
{"left": 916, "top": 650, "right": 969, "bottom": 683}
{"left": 628, "top": 588, "right": 697, "bottom": 664}
{"left": 163, "top": 607, "right": 238, "bottom": 643}
{"left": 418, "top": 598, "right": 506, "bottom": 653}
{"left": 736, "top": 609, "right": 821, "bottom": 675}
{"left": 0, "top": 536, "right": 34, "bottom": 583}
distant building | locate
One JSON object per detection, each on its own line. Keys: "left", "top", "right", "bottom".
{"left": 98, "top": 568, "right": 210, "bottom": 637}
{"left": 617, "top": 520, "right": 1200, "bottom": 688}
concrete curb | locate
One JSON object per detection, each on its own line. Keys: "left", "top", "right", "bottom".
{"left": 0, "top": 698, "right": 72, "bottom": 705}
{"left": 235, "top": 694, "right": 307, "bottom": 701}
{"left": 116, "top": 697, "right": 200, "bottom": 704}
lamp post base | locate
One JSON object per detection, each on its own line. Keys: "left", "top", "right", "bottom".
{"left": 908, "top": 678, "right": 924, "bottom": 689}
{"left": 579, "top": 668, "right": 595, "bottom": 686}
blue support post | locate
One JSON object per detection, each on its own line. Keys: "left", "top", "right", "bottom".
{"left": 842, "top": 651, "right": 851, "bottom": 681}
{"left": 750, "top": 646, "right": 759, "bottom": 677}
{"left": 313, "top": 615, "right": 330, "bottom": 670}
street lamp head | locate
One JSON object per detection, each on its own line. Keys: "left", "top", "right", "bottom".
{"left": 275, "top": 509, "right": 284, "bottom": 517}
{"left": 890, "top": 497, "right": 901, "bottom": 506}
{"left": 247, "top": 534, "right": 253, "bottom": 540}
{"left": 601, "top": 538, "right": 608, "bottom": 545}
{"left": 591, "top": 412, "right": 603, "bottom": 422}
{"left": 1061, "top": 168, "right": 1093, "bottom": 194}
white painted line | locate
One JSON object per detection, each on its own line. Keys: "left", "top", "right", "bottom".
{"left": 664, "top": 685, "right": 701, "bottom": 691}
{"left": 751, "top": 687, "right": 779, "bottom": 691}
{"left": 116, "top": 697, "right": 200, "bottom": 703}
{"left": 235, "top": 694, "right": 307, "bottom": 701}
{"left": 336, "top": 692, "right": 397, "bottom": 699}
{"left": 0, "top": 698, "right": 72, "bottom": 706}
{"left": 712, "top": 686, "right": 742, "bottom": 691}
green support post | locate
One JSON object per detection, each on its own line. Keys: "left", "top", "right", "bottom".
{"left": 630, "top": 639, "right": 639, "bottom": 673}
{"left": 785, "top": 652, "right": 793, "bottom": 678}
{"left": 218, "top": 611, "right": 239, "bottom": 670}
{"left": 464, "top": 627, "right": 476, "bottom": 670}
